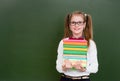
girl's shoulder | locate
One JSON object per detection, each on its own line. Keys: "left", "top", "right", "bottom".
{"left": 89, "top": 39, "right": 95, "bottom": 43}
{"left": 58, "top": 37, "right": 69, "bottom": 44}
{"left": 89, "top": 39, "right": 96, "bottom": 44}
{"left": 89, "top": 39, "right": 97, "bottom": 47}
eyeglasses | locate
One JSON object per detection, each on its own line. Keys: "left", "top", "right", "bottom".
{"left": 70, "top": 21, "right": 85, "bottom": 26}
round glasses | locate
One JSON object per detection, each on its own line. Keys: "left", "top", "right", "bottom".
{"left": 70, "top": 21, "right": 85, "bottom": 26}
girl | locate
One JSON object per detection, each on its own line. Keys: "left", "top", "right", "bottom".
{"left": 56, "top": 11, "right": 98, "bottom": 81}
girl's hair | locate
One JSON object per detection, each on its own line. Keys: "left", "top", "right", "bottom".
{"left": 63, "top": 11, "right": 93, "bottom": 46}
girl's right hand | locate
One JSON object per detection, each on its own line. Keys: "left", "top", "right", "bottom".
{"left": 62, "top": 60, "right": 72, "bottom": 71}
{"left": 72, "top": 61, "right": 86, "bottom": 72}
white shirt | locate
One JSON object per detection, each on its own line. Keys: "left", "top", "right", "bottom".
{"left": 56, "top": 38, "right": 98, "bottom": 77}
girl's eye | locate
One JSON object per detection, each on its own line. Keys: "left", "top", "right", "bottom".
{"left": 70, "top": 21, "right": 84, "bottom": 26}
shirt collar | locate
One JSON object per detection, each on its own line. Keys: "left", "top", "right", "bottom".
{"left": 69, "top": 37, "right": 84, "bottom": 40}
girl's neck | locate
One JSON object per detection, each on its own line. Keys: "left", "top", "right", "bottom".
{"left": 72, "top": 33, "right": 83, "bottom": 38}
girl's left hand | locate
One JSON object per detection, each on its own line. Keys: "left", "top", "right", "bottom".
{"left": 72, "top": 61, "right": 86, "bottom": 72}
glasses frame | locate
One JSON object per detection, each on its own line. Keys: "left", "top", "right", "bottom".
{"left": 69, "top": 21, "right": 85, "bottom": 26}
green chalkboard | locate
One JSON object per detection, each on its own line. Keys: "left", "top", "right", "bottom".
{"left": 0, "top": 0, "right": 120, "bottom": 81}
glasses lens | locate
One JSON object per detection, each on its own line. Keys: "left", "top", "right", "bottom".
{"left": 70, "top": 21, "right": 84, "bottom": 26}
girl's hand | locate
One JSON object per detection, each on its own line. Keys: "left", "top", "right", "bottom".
{"left": 72, "top": 61, "right": 86, "bottom": 72}
{"left": 62, "top": 60, "right": 72, "bottom": 71}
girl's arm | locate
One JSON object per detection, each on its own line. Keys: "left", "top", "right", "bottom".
{"left": 56, "top": 40, "right": 64, "bottom": 73}
{"left": 86, "top": 40, "right": 99, "bottom": 73}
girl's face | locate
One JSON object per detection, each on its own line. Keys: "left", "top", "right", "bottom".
{"left": 69, "top": 14, "right": 86, "bottom": 37}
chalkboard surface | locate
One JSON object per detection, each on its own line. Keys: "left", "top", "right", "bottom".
{"left": 0, "top": 0, "right": 120, "bottom": 81}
